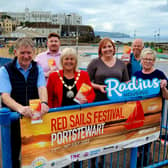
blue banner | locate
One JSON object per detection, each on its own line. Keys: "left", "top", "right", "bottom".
{"left": 105, "top": 77, "right": 160, "bottom": 102}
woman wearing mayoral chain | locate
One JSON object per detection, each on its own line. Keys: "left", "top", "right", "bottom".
{"left": 47, "top": 47, "right": 95, "bottom": 108}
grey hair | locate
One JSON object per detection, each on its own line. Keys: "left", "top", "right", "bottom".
{"left": 140, "top": 48, "right": 156, "bottom": 61}
{"left": 60, "top": 48, "right": 78, "bottom": 70}
{"left": 15, "top": 38, "right": 35, "bottom": 50}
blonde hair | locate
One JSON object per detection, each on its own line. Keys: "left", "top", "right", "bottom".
{"left": 60, "top": 48, "right": 78, "bottom": 70}
{"left": 140, "top": 48, "right": 156, "bottom": 61}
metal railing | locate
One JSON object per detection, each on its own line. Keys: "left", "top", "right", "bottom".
{"left": 0, "top": 101, "right": 167, "bottom": 168}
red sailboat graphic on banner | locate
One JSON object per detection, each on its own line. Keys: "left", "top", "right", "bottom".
{"left": 125, "top": 101, "right": 145, "bottom": 130}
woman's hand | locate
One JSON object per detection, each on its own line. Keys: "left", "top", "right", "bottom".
{"left": 99, "top": 85, "right": 107, "bottom": 93}
{"left": 160, "top": 79, "right": 167, "bottom": 88}
{"left": 91, "top": 83, "right": 107, "bottom": 93}
{"left": 79, "top": 96, "right": 88, "bottom": 104}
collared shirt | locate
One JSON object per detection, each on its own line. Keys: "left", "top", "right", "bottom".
{"left": 35, "top": 50, "right": 61, "bottom": 76}
{"left": 16, "top": 60, "right": 32, "bottom": 80}
{"left": 0, "top": 60, "right": 46, "bottom": 94}
{"left": 131, "top": 53, "right": 142, "bottom": 76}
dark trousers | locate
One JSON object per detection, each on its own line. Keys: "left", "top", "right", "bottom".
{"left": 11, "top": 119, "right": 21, "bottom": 168}
{"left": 63, "top": 161, "right": 80, "bottom": 168}
{"left": 137, "top": 143, "right": 151, "bottom": 167}
{"left": 91, "top": 155, "right": 104, "bottom": 168}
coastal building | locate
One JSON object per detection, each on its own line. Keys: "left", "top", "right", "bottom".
{"left": 65, "top": 13, "right": 82, "bottom": 25}
{"left": 23, "top": 22, "right": 61, "bottom": 36}
{"left": 0, "top": 8, "right": 95, "bottom": 44}
{"left": 25, "top": 8, "right": 52, "bottom": 23}
{"left": 3, "top": 23, "right": 95, "bottom": 46}
{"left": 6, "top": 22, "right": 61, "bottom": 46}
{"left": 52, "top": 13, "right": 69, "bottom": 25}
{"left": 61, "top": 24, "right": 95, "bottom": 41}
{"left": 10, "top": 27, "right": 45, "bottom": 37}
{"left": 0, "top": 8, "right": 82, "bottom": 26}
{"left": 8, "top": 27, "right": 47, "bottom": 47}
{"left": 0, "top": 17, "right": 18, "bottom": 34}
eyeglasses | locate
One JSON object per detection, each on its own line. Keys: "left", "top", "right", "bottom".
{"left": 142, "top": 58, "right": 154, "bottom": 62}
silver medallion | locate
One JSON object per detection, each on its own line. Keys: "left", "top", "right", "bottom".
{"left": 66, "top": 90, "right": 74, "bottom": 98}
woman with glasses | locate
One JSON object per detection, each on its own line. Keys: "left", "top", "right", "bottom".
{"left": 134, "top": 48, "right": 168, "bottom": 98}
{"left": 134, "top": 48, "right": 168, "bottom": 167}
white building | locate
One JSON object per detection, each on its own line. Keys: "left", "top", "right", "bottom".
{"left": 25, "top": 8, "right": 52, "bottom": 23}
{"left": 52, "top": 13, "right": 66, "bottom": 25}
{"left": 4, "top": 8, "right": 82, "bottom": 25}
{"left": 65, "top": 13, "right": 82, "bottom": 25}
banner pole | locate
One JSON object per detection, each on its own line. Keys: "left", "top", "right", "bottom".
{"left": 0, "top": 109, "right": 12, "bottom": 168}
{"left": 130, "top": 147, "right": 138, "bottom": 168}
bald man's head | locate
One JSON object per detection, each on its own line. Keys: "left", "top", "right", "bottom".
{"left": 132, "top": 39, "right": 144, "bottom": 59}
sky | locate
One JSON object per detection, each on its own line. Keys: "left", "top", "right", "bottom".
{"left": 1, "top": 0, "right": 168, "bottom": 37}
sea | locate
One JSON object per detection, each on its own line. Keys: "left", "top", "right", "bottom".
{"left": 107, "top": 36, "right": 168, "bottom": 43}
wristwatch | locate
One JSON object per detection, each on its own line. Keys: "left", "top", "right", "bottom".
{"left": 41, "top": 101, "right": 48, "bottom": 105}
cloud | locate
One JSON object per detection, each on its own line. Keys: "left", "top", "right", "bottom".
{"left": 154, "top": 3, "right": 168, "bottom": 12}
{"left": 0, "top": 0, "right": 168, "bottom": 36}
{"left": 80, "top": 8, "right": 103, "bottom": 15}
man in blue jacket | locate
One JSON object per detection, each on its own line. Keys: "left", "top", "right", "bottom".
{"left": 127, "top": 39, "right": 144, "bottom": 79}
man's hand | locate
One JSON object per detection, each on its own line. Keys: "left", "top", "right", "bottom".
{"left": 18, "top": 106, "right": 33, "bottom": 118}
{"left": 41, "top": 102, "right": 49, "bottom": 116}
{"left": 50, "top": 65, "right": 58, "bottom": 71}
{"left": 1, "top": 93, "right": 33, "bottom": 118}
{"left": 45, "top": 66, "right": 58, "bottom": 77}
{"left": 38, "top": 87, "right": 49, "bottom": 115}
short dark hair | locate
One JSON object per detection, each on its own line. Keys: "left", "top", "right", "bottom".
{"left": 48, "top": 32, "right": 60, "bottom": 40}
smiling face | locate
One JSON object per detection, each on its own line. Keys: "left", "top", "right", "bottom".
{"left": 62, "top": 54, "right": 77, "bottom": 72}
{"left": 141, "top": 53, "right": 155, "bottom": 71}
{"left": 47, "top": 36, "right": 60, "bottom": 53}
{"left": 98, "top": 38, "right": 116, "bottom": 58}
{"left": 14, "top": 45, "right": 34, "bottom": 70}
{"left": 101, "top": 41, "right": 115, "bottom": 58}
{"left": 132, "top": 39, "right": 144, "bottom": 58}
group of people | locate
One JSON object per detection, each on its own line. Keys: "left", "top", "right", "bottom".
{"left": 0, "top": 32, "right": 167, "bottom": 168}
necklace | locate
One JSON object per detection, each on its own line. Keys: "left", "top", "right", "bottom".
{"left": 57, "top": 70, "right": 80, "bottom": 98}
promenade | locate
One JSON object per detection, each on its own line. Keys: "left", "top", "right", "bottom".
{"left": 0, "top": 45, "right": 168, "bottom": 76}
{"left": 0, "top": 45, "right": 167, "bottom": 167}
